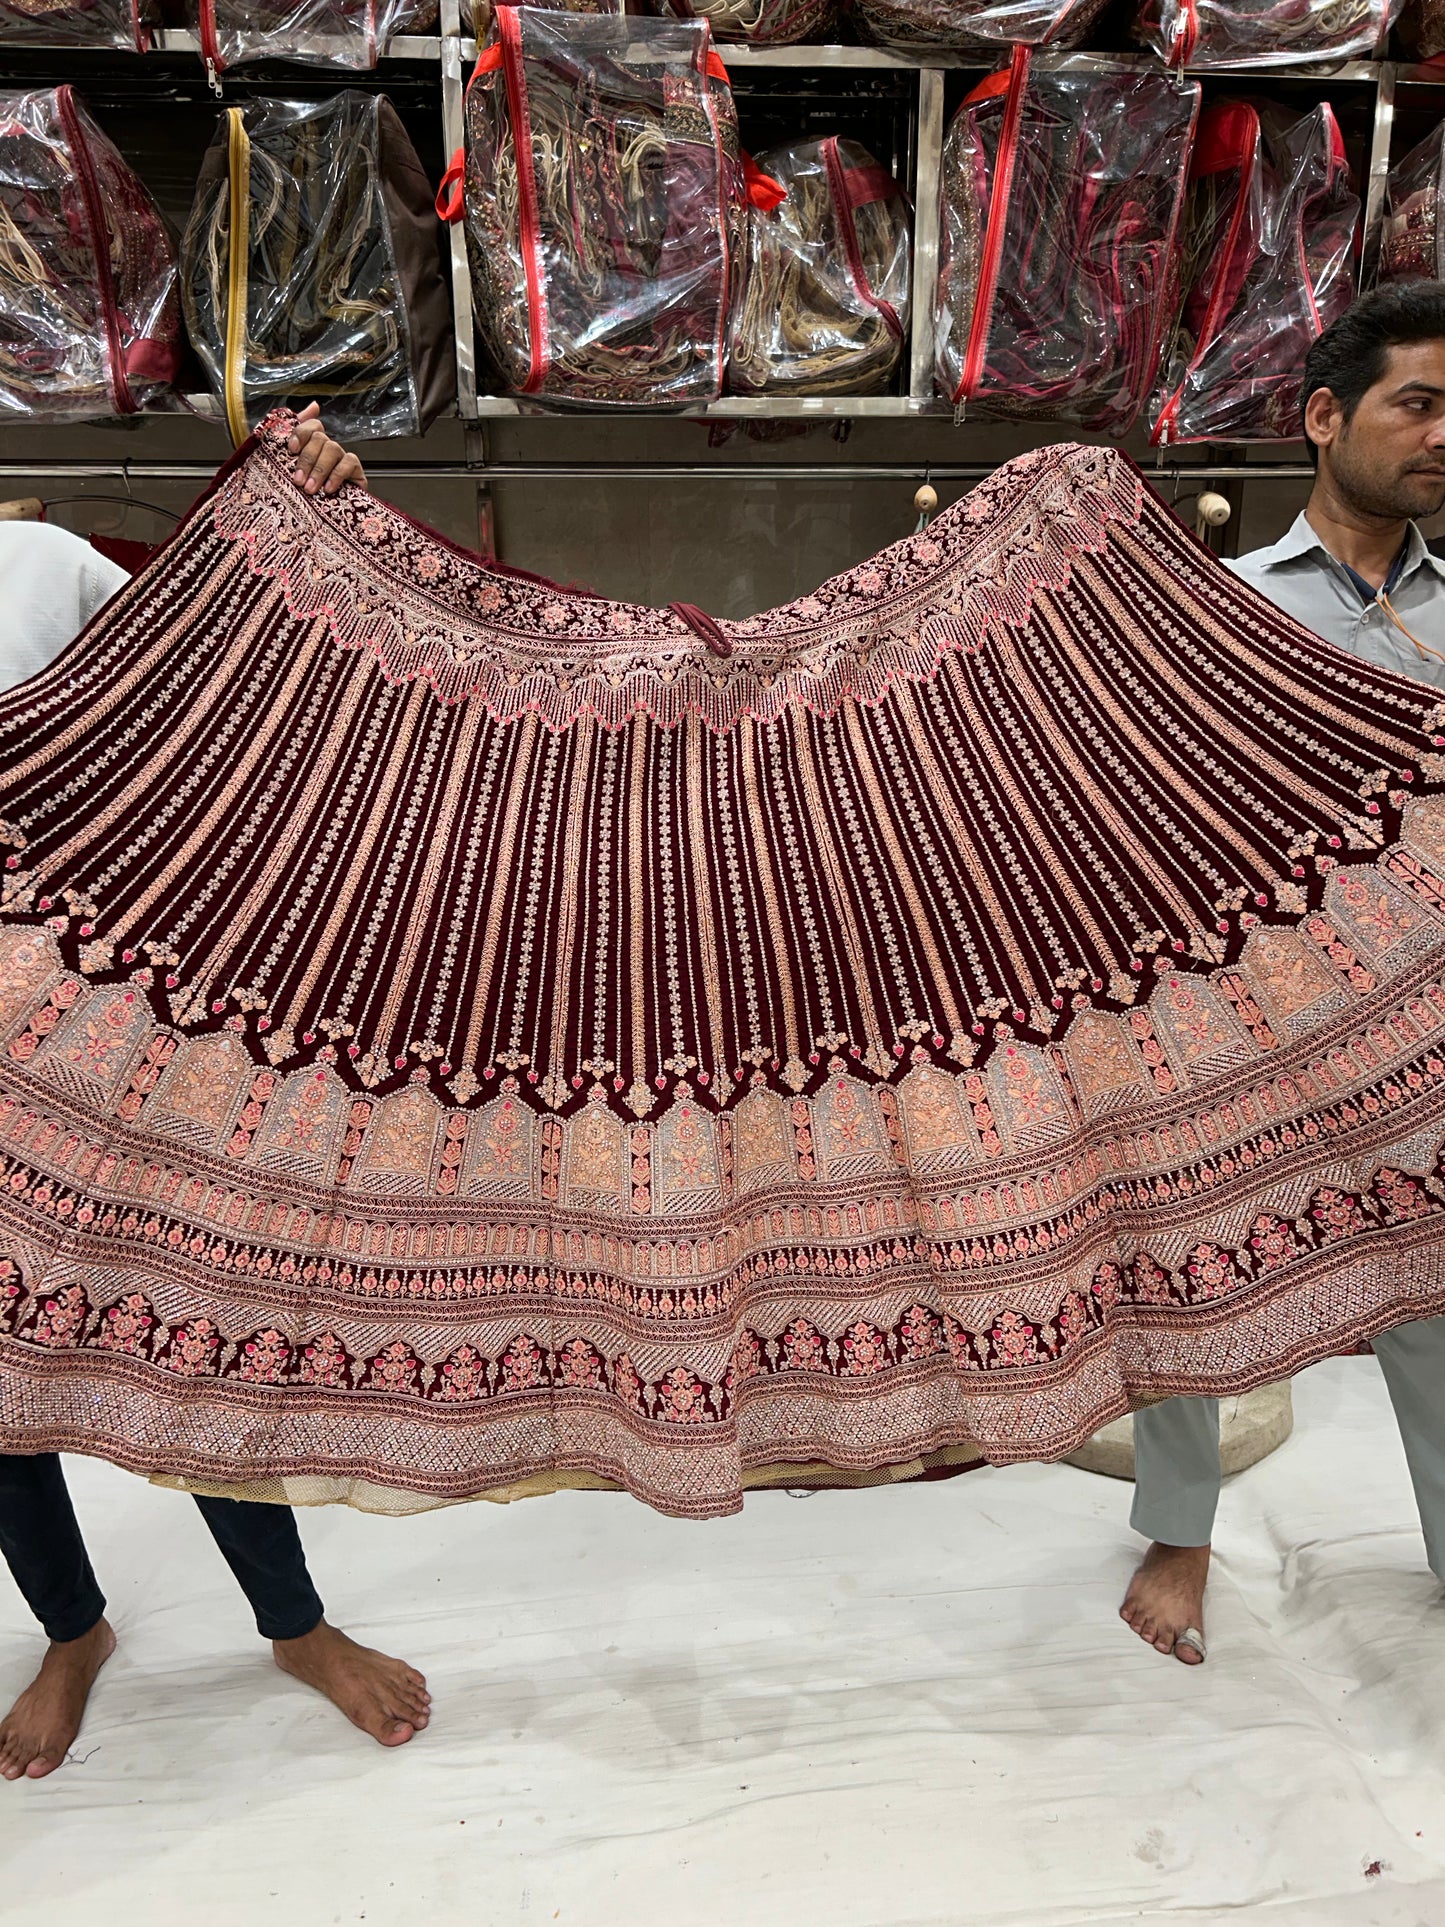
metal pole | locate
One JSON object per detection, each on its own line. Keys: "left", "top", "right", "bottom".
{"left": 439, "top": 0, "right": 480, "bottom": 421}
{"left": 0, "top": 460, "right": 1319, "bottom": 483}
{"left": 908, "top": 68, "right": 946, "bottom": 403}
{"left": 1360, "top": 61, "right": 1397, "bottom": 290}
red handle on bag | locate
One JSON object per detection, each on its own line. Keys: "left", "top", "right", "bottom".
{"left": 435, "top": 41, "right": 505, "bottom": 222}
{"left": 956, "top": 45, "right": 1032, "bottom": 408}
{"left": 743, "top": 153, "right": 787, "bottom": 212}
{"left": 436, "top": 148, "right": 465, "bottom": 223}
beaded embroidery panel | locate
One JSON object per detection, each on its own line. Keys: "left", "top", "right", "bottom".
{"left": 1, "top": 413, "right": 1444, "bottom": 1516}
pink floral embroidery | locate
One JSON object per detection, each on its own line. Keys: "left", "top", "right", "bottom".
{"left": 780, "top": 1317, "right": 828, "bottom": 1373}
{"left": 162, "top": 1317, "right": 219, "bottom": 1376}
{"left": 1184, "top": 1243, "right": 1240, "bottom": 1300}
{"left": 730, "top": 1327, "right": 763, "bottom": 1384}
{"left": 1130, "top": 1255, "right": 1175, "bottom": 1305}
{"left": 1373, "top": 1167, "right": 1432, "bottom": 1221}
{"left": 97, "top": 1294, "right": 156, "bottom": 1355}
{"left": 841, "top": 1319, "right": 890, "bottom": 1374}
{"left": 438, "top": 1343, "right": 488, "bottom": 1401}
{"left": 989, "top": 1310, "right": 1039, "bottom": 1365}
{"left": 500, "top": 1334, "right": 545, "bottom": 1392}
{"left": 414, "top": 552, "right": 444, "bottom": 582}
{"left": 1092, "top": 1262, "right": 1125, "bottom": 1310}
{"left": 363, "top": 1340, "right": 421, "bottom": 1394}
{"left": 29, "top": 1284, "right": 87, "bottom": 1348}
{"left": 556, "top": 1337, "right": 604, "bottom": 1389}
{"left": 1311, "top": 1186, "right": 1366, "bottom": 1241}
{"left": 238, "top": 1327, "right": 291, "bottom": 1384}
{"left": 611, "top": 1352, "right": 644, "bottom": 1411}
{"left": 1248, "top": 1214, "right": 1300, "bottom": 1273}
{"left": 900, "top": 1303, "right": 944, "bottom": 1360}
{"left": 297, "top": 1331, "right": 350, "bottom": 1387}
{"left": 1057, "top": 1291, "right": 1091, "bottom": 1344}
{"left": 656, "top": 1365, "right": 710, "bottom": 1423}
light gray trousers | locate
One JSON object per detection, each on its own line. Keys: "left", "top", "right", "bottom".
{"left": 1130, "top": 1315, "right": 1445, "bottom": 1581}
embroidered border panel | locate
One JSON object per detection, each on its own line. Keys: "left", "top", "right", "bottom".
{"left": 1, "top": 414, "right": 1444, "bottom": 1516}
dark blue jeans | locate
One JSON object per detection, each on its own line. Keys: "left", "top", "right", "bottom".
{"left": 0, "top": 1452, "right": 324, "bottom": 1645}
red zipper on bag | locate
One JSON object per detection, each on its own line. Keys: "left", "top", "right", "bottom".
{"left": 1171, "top": 0, "right": 1199, "bottom": 68}
{"left": 956, "top": 45, "right": 1030, "bottom": 407}
{"left": 1152, "top": 101, "right": 1258, "bottom": 446}
{"left": 497, "top": 7, "right": 549, "bottom": 393}
{"left": 198, "top": 0, "right": 224, "bottom": 72}
{"left": 822, "top": 135, "right": 902, "bottom": 342}
{"left": 128, "top": 0, "right": 150, "bottom": 51}
{"left": 56, "top": 85, "right": 135, "bottom": 416}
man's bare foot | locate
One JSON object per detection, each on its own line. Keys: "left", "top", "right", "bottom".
{"left": 1120, "top": 1541, "right": 1211, "bottom": 1664}
{"left": 273, "top": 1621, "right": 430, "bottom": 1746}
{"left": 0, "top": 1618, "right": 116, "bottom": 1781}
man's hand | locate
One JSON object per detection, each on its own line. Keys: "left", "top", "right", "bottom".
{"left": 288, "top": 402, "right": 368, "bottom": 497}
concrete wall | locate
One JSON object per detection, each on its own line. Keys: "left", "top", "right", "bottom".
{"left": 0, "top": 408, "right": 1326, "bottom": 621}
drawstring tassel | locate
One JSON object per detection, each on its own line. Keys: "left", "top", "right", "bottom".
{"left": 1379, "top": 590, "right": 1445, "bottom": 668}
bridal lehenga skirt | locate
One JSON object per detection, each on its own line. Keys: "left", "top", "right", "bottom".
{"left": 2, "top": 414, "right": 1444, "bottom": 1516}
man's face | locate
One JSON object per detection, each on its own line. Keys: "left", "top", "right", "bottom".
{"left": 1313, "top": 340, "right": 1445, "bottom": 522}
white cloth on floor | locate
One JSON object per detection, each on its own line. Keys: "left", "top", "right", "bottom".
{"left": 2, "top": 1356, "right": 1443, "bottom": 1925}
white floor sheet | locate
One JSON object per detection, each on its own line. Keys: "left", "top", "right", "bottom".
{"left": 2, "top": 1355, "right": 1442, "bottom": 1926}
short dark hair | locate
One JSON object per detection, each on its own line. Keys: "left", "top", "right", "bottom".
{"left": 1301, "top": 281, "right": 1445, "bottom": 461}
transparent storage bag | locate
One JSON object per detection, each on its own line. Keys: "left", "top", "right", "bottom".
{"left": 440, "top": 9, "right": 749, "bottom": 409}
{"left": 192, "top": 0, "right": 434, "bottom": 73}
{"left": 728, "top": 135, "right": 909, "bottom": 396}
{"left": 935, "top": 50, "right": 1199, "bottom": 434}
{"left": 0, "top": 84, "right": 181, "bottom": 420}
{"left": 181, "top": 92, "right": 456, "bottom": 442}
{"left": 650, "top": 0, "right": 836, "bottom": 48}
{"left": 1136, "top": 0, "right": 1398, "bottom": 71}
{"left": 0, "top": 0, "right": 154, "bottom": 49}
{"left": 1398, "top": 0, "right": 1445, "bottom": 59}
{"left": 1380, "top": 124, "right": 1445, "bottom": 284}
{"left": 1151, "top": 102, "right": 1357, "bottom": 445}
{"left": 855, "top": 0, "right": 1105, "bottom": 57}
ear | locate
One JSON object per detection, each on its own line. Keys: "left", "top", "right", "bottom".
{"left": 1303, "top": 385, "right": 1343, "bottom": 456}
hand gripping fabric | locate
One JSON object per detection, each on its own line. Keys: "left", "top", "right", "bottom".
{"left": 1151, "top": 102, "right": 1358, "bottom": 446}
{"left": 4, "top": 415, "right": 1445, "bottom": 1518}
{"left": 0, "top": 85, "right": 182, "bottom": 422}
{"left": 181, "top": 92, "right": 456, "bottom": 444}
{"left": 727, "top": 136, "right": 910, "bottom": 398}
{"left": 935, "top": 51, "right": 1199, "bottom": 434}
{"left": 440, "top": 9, "right": 747, "bottom": 410}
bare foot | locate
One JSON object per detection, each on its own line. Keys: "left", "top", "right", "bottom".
{"left": 0, "top": 1618, "right": 116, "bottom": 1781}
{"left": 1120, "top": 1542, "right": 1211, "bottom": 1664}
{"left": 273, "top": 1621, "right": 430, "bottom": 1746}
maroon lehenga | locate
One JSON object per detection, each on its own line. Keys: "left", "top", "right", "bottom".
{"left": 2, "top": 414, "right": 1445, "bottom": 1517}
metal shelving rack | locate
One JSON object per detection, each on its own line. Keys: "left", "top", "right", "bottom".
{"left": 431, "top": 31, "right": 1442, "bottom": 427}
{"left": 0, "top": 26, "right": 1442, "bottom": 482}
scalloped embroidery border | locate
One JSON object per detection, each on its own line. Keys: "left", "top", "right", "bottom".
{"left": 209, "top": 420, "right": 1148, "bottom": 733}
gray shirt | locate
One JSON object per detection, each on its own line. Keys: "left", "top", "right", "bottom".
{"left": 1228, "top": 511, "right": 1445, "bottom": 688}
